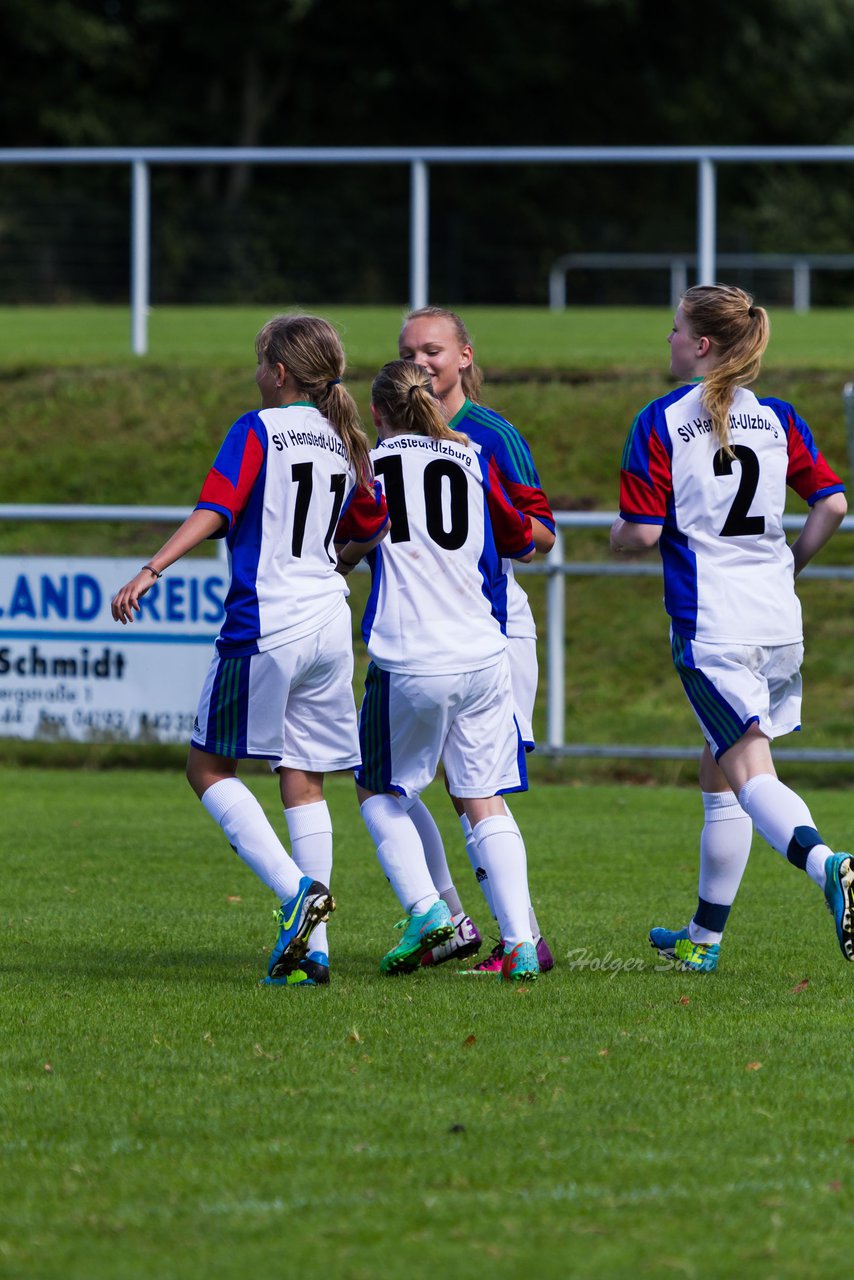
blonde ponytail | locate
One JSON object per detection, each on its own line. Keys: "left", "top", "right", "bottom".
{"left": 372, "top": 360, "right": 470, "bottom": 444}
{"left": 680, "top": 284, "right": 770, "bottom": 456}
{"left": 255, "top": 313, "right": 372, "bottom": 484}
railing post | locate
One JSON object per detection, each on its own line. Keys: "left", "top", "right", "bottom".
{"left": 697, "top": 157, "right": 716, "bottom": 285}
{"left": 793, "top": 260, "right": 810, "bottom": 312}
{"left": 670, "top": 259, "right": 689, "bottom": 308}
{"left": 409, "top": 159, "right": 429, "bottom": 311}
{"left": 843, "top": 383, "right": 854, "bottom": 482}
{"left": 545, "top": 524, "right": 565, "bottom": 750}
{"left": 549, "top": 263, "right": 567, "bottom": 310}
{"left": 131, "top": 159, "right": 150, "bottom": 356}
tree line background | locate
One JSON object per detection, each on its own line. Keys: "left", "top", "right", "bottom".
{"left": 2, "top": 0, "right": 854, "bottom": 307}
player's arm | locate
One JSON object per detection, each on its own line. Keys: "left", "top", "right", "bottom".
{"left": 484, "top": 461, "right": 535, "bottom": 560}
{"left": 493, "top": 472, "right": 555, "bottom": 553}
{"left": 111, "top": 508, "right": 227, "bottom": 623}
{"left": 112, "top": 414, "right": 263, "bottom": 623}
{"left": 612, "top": 409, "right": 671, "bottom": 556}
{"left": 610, "top": 516, "right": 662, "bottom": 553}
{"left": 333, "top": 477, "right": 390, "bottom": 575}
{"left": 791, "top": 491, "right": 847, "bottom": 576}
{"left": 781, "top": 404, "right": 847, "bottom": 576}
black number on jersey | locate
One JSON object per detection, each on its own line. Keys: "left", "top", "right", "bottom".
{"left": 290, "top": 462, "right": 347, "bottom": 561}
{"left": 714, "top": 445, "right": 765, "bottom": 536}
{"left": 374, "top": 454, "right": 469, "bottom": 549}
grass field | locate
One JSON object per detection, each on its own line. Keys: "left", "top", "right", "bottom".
{"left": 1, "top": 305, "right": 853, "bottom": 1275}
{"left": 2, "top": 303, "right": 854, "bottom": 369}
{"left": 3, "top": 767, "right": 853, "bottom": 1280}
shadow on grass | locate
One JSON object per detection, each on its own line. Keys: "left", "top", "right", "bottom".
{"left": 4, "top": 944, "right": 257, "bottom": 984}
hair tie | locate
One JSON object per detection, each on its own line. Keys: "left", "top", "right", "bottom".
{"left": 326, "top": 377, "right": 342, "bottom": 389}
{"left": 747, "top": 306, "right": 756, "bottom": 318}
{"left": 407, "top": 382, "right": 421, "bottom": 399}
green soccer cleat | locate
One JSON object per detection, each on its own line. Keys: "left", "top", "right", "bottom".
{"left": 379, "top": 900, "right": 453, "bottom": 975}
{"left": 824, "top": 853, "right": 854, "bottom": 962}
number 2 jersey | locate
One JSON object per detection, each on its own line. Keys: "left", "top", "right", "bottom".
{"left": 619, "top": 382, "right": 844, "bottom": 645}
{"left": 362, "top": 433, "right": 535, "bottom": 674}
{"left": 195, "top": 402, "right": 388, "bottom": 656}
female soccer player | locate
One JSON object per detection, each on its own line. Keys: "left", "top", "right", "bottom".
{"left": 349, "top": 358, "right": 540, "bottom": 981}
{"left": 395, "top": 306, "right": 556, "bottom": 973}
{"left": 611, "top": 283, "right": 852, "bottom": 971}
{"left": 112, "top": 314, "right": 388, "bottom": 987}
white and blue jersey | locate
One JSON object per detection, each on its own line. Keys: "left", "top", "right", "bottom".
{"left": 448, "top": 399, "right": 554, "bottom": 640}
{"left": 619, "top": 383, "right": 844, "bottom": 645}
{"left": 361, "top": 433, "right": 535, "bottom": 674}
{"left": 195, "top": 402, "right": 388, "bottom": 657}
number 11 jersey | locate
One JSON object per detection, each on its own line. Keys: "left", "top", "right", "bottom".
{"left": 195, "top": 402, "right": 388, "bottom": 657}
{"left": 619, "top": 382, "right": 844, "bottom": 645}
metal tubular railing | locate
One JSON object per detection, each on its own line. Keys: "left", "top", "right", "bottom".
{"left": 3, "top": 504, "right": 853, "bottom": 761}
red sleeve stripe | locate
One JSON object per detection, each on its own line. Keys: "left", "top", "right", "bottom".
{"left": 197, "top": 430, "right": 265, "bottom": 527}
{"left": 786, "top": 419, "right": 844, "bottom": 502}
{"left": 485, "top": 459, "right": 535, "bottom": 555}
{"left": 500, "top": 477, "right": 555, "bottom": 528}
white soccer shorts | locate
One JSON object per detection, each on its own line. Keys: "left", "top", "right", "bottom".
{"left": 672, "top": 632, "right": 804, "bottom": 760}
{"left": 506, "top": 633, "right": 538, "bottom": 750}
{"left": 356, "top": 652, "right": 527, "bottom": 799}
{"left": 192, "top": 600, "right": 361, "bottom": 770}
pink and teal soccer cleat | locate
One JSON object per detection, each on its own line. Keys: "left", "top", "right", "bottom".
{"left": 498, "top": 940, "right": 540, "bottom": 983}
{"left": 460, "top": 934, "right": 554, "bottom": 974}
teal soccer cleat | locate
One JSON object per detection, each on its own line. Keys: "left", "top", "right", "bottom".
{"left": 498, "top": 939, "right": 539, "bottom": 983}
{"left": 261, "top": 950, "right": 330, "bottom": 988}
{"left": 379, "top": 900, "right": 453, "bottom": 975}
{"left": 267, "top": 878, "right": 335, "bottom": 981}
{"left": 649, "top": 925, "right": 719, "bottom": 972}
{"left": 824, "top": 853, "right": 854, "bottom": 962}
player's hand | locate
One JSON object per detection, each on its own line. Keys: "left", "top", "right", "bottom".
{"left": 111, "top": 570, "right": 156, "bottom": 624}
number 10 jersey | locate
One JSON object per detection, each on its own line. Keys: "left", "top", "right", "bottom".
{"left": 362, "top": 433, "right": 535, "bottom": 674}
{"left": 619, "top": 382, "right": 844, "bottom": 644}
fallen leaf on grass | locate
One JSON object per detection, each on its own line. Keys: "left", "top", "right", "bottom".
{"left": 746, "top": 1061, "right": 763, "bottom": 1071}
{"left": 678, "top": 995, "right": 690, "bottom": 1005}
{"left": 598, "top": 1048, "right": 609, "bottom": 1057}
{"left": 226, "top": 895, "right": 242, "bottom": 904}
{"left": 463, "top": 1034, "right": 477, "bottom": 1048}
{"left": 43, "top": 1063, "right": 53, "bottom": 1074}
{"left": 828, "top": 1180, "right": 843, "bottom": 1193}
{"left": 790, "top": 978, "right": 810, "bottom": 994}
{"left": 347, "top": 1028, "right": 362, "bottom": 1044}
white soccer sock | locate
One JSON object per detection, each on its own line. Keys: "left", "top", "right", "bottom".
{"left": 503, "top": 801, "right": 540, "bottom": 937}
{"left": 285, "top": 800, "right": 333, "bottom": 956}
{"left": 360, "top": 793, "right": 439, "bottom": 916}
{"left": 408, "top": 798, "right": 464, "bottom": 916}
{"left": 201, "top": 777, "right": 302, "bottom": 902}
{"left": 462, "top": 813, "right": 497, "bottom": 918}
{"left": 688, "top": 790, "right": 753, "bottom": 945}
{"left": 738, "top": 774, "right": 833, "bottom": 889}
{"left": 472, "top": 814, "right": 533, "bottom": 947}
